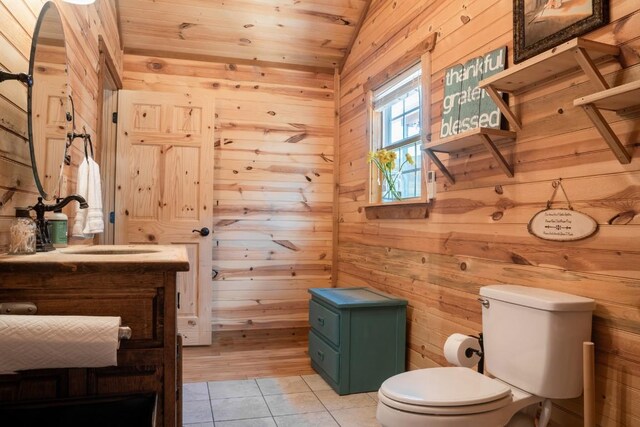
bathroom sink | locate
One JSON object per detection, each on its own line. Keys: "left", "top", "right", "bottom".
{"left": 60, "top": 247, "right": 160, "bottom": 256}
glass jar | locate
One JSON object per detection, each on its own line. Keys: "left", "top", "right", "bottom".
{"left": 9, "top": 208, "right": 37, "bottom": 255}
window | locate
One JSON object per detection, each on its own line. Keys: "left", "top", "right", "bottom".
{"left": 372, "top": 64, "right": 423, "bottom": 202}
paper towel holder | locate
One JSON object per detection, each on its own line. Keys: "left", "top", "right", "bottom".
{"left": 0, "top": 302, "right": 38, "bottom": 315}
{"left": 0, "top": 303, "right": 132, "bottom": 341}
{"left": 118, "top": 326, "right": 132, "bottom": 340}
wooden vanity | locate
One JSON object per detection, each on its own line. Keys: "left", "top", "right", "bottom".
{"left": 0, "top": 245, "right": 189, "bottom": 426}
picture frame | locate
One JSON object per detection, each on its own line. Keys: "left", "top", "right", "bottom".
{"left": 513, "top": 0, "right": 608, "bottom": 63}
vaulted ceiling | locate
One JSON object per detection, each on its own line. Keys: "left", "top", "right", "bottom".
{"left": 117, "top": 0, "right": 370, "bottom": 70}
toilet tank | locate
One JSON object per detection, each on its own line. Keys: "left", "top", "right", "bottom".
{"left": 479, "top": 285, "right": 595, "bottom": 399}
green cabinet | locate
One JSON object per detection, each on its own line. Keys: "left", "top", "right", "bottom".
{"left": 308, "top": 287, "right": 407, "bottom": 395}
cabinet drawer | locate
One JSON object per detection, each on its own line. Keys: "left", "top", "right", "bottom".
{"left": 0, "top": 288, "right": 163, "bottom": 348}
{"left": 309, "top": 331, "right": 339, "bottom": 383}
{"left": 309, "top": 300, "right": 340, "bottom": 346}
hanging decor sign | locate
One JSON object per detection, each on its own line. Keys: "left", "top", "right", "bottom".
{"left": 528, "top": 209, "right": 598, "bottom": 242}
{"left": 527, "top": 179, "right": 598, "bottom": 242}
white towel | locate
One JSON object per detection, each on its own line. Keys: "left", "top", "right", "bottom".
{"left": 0, "top": 315, "right": 120, "bottom": 374}
{"left": 73, "top": 156, "right": 104, "bottom": 237}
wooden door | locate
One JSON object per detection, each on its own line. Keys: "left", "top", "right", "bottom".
{"left": 115, "top": 90, "right": 213, "bottom": 346}
{"left": 99, "top": 88, "right": 118, "bottom": 244}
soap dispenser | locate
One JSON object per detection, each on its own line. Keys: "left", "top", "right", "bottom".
{"left": 48, "top": 199, "right": 69, "bottom": 248}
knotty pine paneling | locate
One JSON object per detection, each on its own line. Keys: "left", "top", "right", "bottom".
{"left": 117, "top": 0, "right": 369, "bottom": 70}
{"left": 123, "top": 55, "right": 335, "bottom": 332}
{"left": 338, "top": 1, "right": 640, "bottom": 426}
{"left": 0, "top": 0, "right": 122, "bottom": 250}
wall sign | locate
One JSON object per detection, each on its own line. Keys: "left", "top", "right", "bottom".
{"left": 527, "top": 179, "right": 599, "bottom": 242}
{"left": 528, "top": 208, "right": 598, "bottom": 241}
{"left": 440, "top": 47, "right": 507, "bottom": 139}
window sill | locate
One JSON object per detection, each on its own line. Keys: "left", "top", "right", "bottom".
{"left": 363, "top": 200, "right": 430, "bottom": 220}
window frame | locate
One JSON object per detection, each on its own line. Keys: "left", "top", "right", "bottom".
{"left": 377, "top": 73, "right": 423, "bottom": 201}
{"left": 365, "top": 51, "right": 433, "bottom": 207}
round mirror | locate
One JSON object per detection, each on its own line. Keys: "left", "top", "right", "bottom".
{"left": 27, "top": 2, "right": 69, "bottom": 201}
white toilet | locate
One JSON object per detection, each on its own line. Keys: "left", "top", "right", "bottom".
{"left": 376, "top": 285, "right": 595, "bottom": 427}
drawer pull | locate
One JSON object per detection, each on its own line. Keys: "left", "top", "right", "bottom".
{"left": 0, "top": 302, "right": 37, "bottom": 315}
{"left": 317, "top": 317, "right": 325, "bottom": 326}
{"left": 316, "top": 350, "right": 325, "bottom": 361}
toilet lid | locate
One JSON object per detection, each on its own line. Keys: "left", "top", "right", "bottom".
{"left": 378, "top": 392, "right": 514, "bottom": 416}
{"left": 379, "top": 367, "right": 512, "bottom": 407}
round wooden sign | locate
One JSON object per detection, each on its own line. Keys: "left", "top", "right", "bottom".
{"left": 527, "top": 208, "right": 598, "bottom": 242}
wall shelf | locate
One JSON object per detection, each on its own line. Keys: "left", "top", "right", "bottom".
{"left": 363, "top": 201, "right": 429, "bottom": 220}
{"left": 573, "top": 79, "right": 640, "bottom": 164}
{"left": 574, "top": 79, "right": 640, "bottom": 111}
{"left": 479, "top": 37, "right": 620, "bottom": 131}
{"left": 428, "top": 38, "right": 628, "bottom": 184}
{"left": 424, "top": 127, "right": 516, "bottom": 184}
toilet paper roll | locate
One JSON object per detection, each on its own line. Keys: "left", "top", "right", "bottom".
{"left": 443, "top": 333, "right": 481, "bottom": 367}
{"left": 0, "top": 315, "right": 120, "bottom": 374}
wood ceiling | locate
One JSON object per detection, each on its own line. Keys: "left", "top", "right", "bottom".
{"left": 117, "top": 0, "right": 370, "bottom": 71}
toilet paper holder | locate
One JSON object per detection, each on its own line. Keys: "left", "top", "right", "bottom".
{"left": 0, "top": 302, "right": 132, "bottom": 340}
{"left": 466, "top": 333, "right": 485, "bottom": 374}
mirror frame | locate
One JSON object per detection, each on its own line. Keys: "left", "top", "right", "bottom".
{"left": 27, "top": 1, "right": 69, "bottom": 201}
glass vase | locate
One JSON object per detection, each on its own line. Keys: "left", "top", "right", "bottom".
{"left": 383, "top": 173, "right": 402, "bottom": 201}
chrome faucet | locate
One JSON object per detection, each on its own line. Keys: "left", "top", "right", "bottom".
{"left": 29, "top": 196, "right": 89, "bottom": 252}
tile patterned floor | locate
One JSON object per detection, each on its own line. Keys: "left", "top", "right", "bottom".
{"left": 183, "top": 374, "right": 381, "bottom": 427}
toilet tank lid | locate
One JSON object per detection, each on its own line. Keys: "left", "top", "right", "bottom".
{"left": 480, "top": 285, "right": 595, "bottom": 312}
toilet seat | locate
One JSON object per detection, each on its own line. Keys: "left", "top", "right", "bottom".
{"left": 379, "top": 367, "right": 513, "bottom": 415}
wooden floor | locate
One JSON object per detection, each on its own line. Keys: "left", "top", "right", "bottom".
{"left": 182, "top": 328, "right": 314, "bottom": 383}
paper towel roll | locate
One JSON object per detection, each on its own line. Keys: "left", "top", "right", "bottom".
{"left": 444, "top": 333, "right": 481, "bottom": 367}
{"left": 0, "top": 315, "right": 121, "bottom": 374}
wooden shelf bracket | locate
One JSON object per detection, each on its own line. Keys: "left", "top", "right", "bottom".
{"left": 573, "top": 79, "right": 640, "bottom": 164}
{"left": 425, "top": 128, "right": 516, "bottom": 184}
{"left": 581, "top": 104, "right": 631, "bottom": 164}
{"left": 483, "top": 85, "right": 522, "bottom": 131}
{"left": 573, "top": 47, "right": 610, "bottom": 92}
{"left": 424, "top": 149, "right": 456, "bottom": 184}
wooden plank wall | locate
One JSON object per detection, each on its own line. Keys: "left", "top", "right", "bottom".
{"left": 122, "top": 55, "right": 335, "bottom": 332}
{"left": 337, "top": 1, "right": 640, "bottom": 426}
{"left": 0, "top": 0, "right": 122, "bottom": 251}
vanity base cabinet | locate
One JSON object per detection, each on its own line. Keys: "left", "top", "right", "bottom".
{"left": 308, "top": 287, "right": 407, "bottom": 395}
{"left": 0, "top": 266, "right": 184, "bottom": 427}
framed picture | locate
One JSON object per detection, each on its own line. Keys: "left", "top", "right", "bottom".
{"left": 513, "top": 0, "right": 608, "bottom": 63}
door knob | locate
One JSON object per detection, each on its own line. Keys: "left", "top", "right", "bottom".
{"left": 192, "top": 227, "right": 210, "bottom": 237}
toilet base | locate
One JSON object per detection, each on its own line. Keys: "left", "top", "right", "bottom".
{"left": 377, "top": 400, "right": 514, "bottom": 427}
{"left": 506, "top": 411, "right": 536, "bottom": 427}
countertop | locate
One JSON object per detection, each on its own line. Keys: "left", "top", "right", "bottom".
{"left": 0, "top": 245, "right": 190, "bottom": 273}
